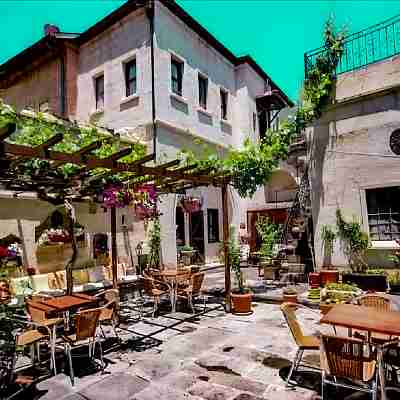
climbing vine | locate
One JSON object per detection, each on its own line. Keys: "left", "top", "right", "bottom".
{"left": 336, "top": 209, "right": 370, "bottom": 272}
{"left": 180, "top": 18, "right": 345, "bottom": 198}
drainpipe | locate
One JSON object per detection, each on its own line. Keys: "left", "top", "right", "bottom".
{"left": 146, "top": 0, "right": 157, "bottom": 156}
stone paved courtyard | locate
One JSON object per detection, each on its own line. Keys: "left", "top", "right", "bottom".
{"left": 34, "top": 301, "right": 322, "bottom": 400}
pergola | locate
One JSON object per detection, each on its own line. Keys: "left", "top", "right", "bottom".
{"left": 0, "top": 121, "right": 233, "bottom": 311}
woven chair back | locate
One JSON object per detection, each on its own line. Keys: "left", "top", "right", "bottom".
{"left": 321, "top": 335, "right": 376, "bottom": 382}
{"left": 280, "top": 303, "right": 305, "bottom": 347}
{"left": 143, "top": 278, "right": 155, "bottom": 297}
{"left": 191, "top": 273, "right": 205, "bottom": 295}
{"left": 357, "top": 294, "right": 391, "bottom": 312}
{"left": 75, "top": 308, "right": 100, "bottom": 341}
{"left": 99, "top": 301, "right": 115, "bottom": 321}
{"left": 26, "top": 299, "right": 47, "bottom": 323}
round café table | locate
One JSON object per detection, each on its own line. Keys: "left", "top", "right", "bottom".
{"left": 155, "top": 269, "right": 191, "bottom": 313}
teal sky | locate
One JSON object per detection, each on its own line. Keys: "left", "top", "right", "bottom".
{"left": 1, "top": 0, "right": 400, "bottom": 100}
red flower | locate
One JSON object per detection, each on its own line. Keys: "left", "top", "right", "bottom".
{"left": 0, "top": 246, "right": 8, "bottom": 258}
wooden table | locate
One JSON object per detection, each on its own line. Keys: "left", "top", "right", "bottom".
{"left": 320, "top": 304, "right": 400, "bottom": 337}
{"left": 33, "top": 293, "right": 97, "bottom": 330}
{"left": 320, "top": 304, "right": 400, "bottom": 400}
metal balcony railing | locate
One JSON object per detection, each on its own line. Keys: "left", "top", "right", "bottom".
{"left": 305, "top": 14, "right": 400, "bottom": 77}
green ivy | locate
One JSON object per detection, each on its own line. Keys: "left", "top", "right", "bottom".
{"left": 255, "top": 216, "right": 281, "bottom": 259}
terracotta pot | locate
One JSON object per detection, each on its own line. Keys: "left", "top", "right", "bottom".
{"left": 283, "top": 294, "right": 298, "bottom": 304}
{"left": 308, "top": 272, "right": 321, "bottom": 288}
{"left": 320, "top": 269, "right": 339, "bottom": 286}
{"left": 231, "top": 292, "right": 252, "bottom": 314}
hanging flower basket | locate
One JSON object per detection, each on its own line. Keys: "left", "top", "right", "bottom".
{"left": 181, "top": 196, "right": 202, "bottom": 213}
{"left": 102, "top": 185, "right": 133, "bottom": 209}
{"left": 132, "top": 184, "right": 159, "bottom": 221}
{"left": 134, "top": 204, "right": 158, "bottom": 220}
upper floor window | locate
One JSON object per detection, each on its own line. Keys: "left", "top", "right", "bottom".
{"left": 95, "top": 74, "right": 104, "bottom": 110}
{"left": 198, "top": 74, "right": 208, "bottom": 109}
{"left": 220, "top": 89, "right": 228, "bottom": 120}
{"left": 171, "top": 58, "right": 183, "bottom": 96}
{"left": 366, "top": 186, "right": 400, "bottom": 241}
{"left": 124, "top": 59, "right": 137, "bottom": 97}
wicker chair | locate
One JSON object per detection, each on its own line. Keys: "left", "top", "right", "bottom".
{"left": 177, "top": 272, "right": 206, "bottom": 313}
{"left": 354, "top": 294, "right": 392, "bottom": 343}
{"left": 142, "top": 278, "right": 170, "bottom": 317}
{"left": 59, "top": 308, "right": 103, "bottom": 386}
{"left": 280, "top": 303, "right": 320, "bottom": 385}
{"left": 320, "top": 334, "right": 379, "bottom": 400}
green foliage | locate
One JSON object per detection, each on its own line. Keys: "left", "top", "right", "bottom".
{"left": 0, "top": 100, "right": 146, "bottom": 185}
{"left": 326, "top": 282, "right": 358, "bottom": 292}
{"left": 321, "top": 224, "right": 336, "bottom": 256}
{"left": 336, "top": 209, "right": 370, "bottom": 273}
{"left": 228, "top": 225, "right": 247, "bottom": 294}
{"left": 181, "top": 245, "right": 194, "bottom": 252}
{"left": 148, "top": 218, "right": 161, "bottom": 268}
{"left": 255, "top": 217, "right": 281, "bottom": 259}
{"left": 179, "top": 19, "right": 345, "bottom": 198}
{"left": 388, "top": 270, "right": 400, "bottom": 286}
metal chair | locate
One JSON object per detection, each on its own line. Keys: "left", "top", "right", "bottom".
{"left": 59, "top": 308, "right": 103, "bottom": 386}
{"left": 320, "top": 334, "right": 379, "bottom": 400}
{"left": 280, "top": 302, "right": 320, "bottom": 385}
{"left": 177, "top": 272, "right": 206, "bottom": 313}
{"left": 94, "top": 292, "right": 119, "bottom": 339}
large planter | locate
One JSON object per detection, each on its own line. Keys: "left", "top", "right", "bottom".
{"left": 231, "top": 292, "right": 252, "bottom": 314}
{"left": 320, "top": 269, "right": 339, "bottom": 286}
{"left": 389, "top": 284, "right": 400, "bottom": 295}
{"left": 342, "top": 273, "right": 387, "bottom": 292}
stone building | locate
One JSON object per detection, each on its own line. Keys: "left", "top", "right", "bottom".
{"left": 0, "top": 0, "right": 292, "bottom": 271}
{"left": 306, "top": 15, "right": 400, "bottom": 269}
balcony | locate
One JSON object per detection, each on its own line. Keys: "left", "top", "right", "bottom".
{"left": 305, "top": 14, "right": 400, "bottom": 77}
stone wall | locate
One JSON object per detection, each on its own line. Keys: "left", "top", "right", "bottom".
{"left": 309, "top": 57, "right": 400, "bottom": 269}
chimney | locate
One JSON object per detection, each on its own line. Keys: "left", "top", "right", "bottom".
{"left": 44, "top": 24, "right": 60, "bottom": 37}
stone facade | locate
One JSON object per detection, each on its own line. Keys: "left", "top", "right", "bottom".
{"left": 309, "top": 55, "right": 400, "bottom": 269}
{"left": 0, "top": 0, "right": 292, "bottom": 270}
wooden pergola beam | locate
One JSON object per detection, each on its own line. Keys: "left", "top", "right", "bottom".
{"left": 106, "top": 147, "right": 132, "bottom": 161}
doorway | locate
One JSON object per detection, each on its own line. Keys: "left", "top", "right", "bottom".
{"left": 189, "top": 211, "right": 205, "bottom": 256}
{"left": 176, "top": 207, "right": 185, "bottom": 247}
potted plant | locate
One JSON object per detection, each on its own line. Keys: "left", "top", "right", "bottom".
{"left": 180, "top": 245, "right": 195, "bottom": 266}
{"left": 181, "top": 196, "right": 202, "bottom": 213}
{"left": 283, "top": 287, "right": 298, "bottom": 304}
{"left": 388, "top": 271, "right": 400, "bottom": 295}
{"left": 320, "top": 224, "right": 339, "bottom": 285}
{"left": 255, "top": 217, "right": 281, "bottom": 280}
{"left": 335, "top": 209, "right": 386, "bottom": 291}
{"left": 229, "top": 226, "right": 252, "bottom": 314}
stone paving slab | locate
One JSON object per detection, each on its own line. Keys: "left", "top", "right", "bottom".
{"left": 79, "top": 372, "right": 149, "bottom": 400}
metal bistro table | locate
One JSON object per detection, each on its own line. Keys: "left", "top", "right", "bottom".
{"left": 157, "top": 270, "right": 191, "bottom": 313}
{"left": 320, "top": 303, "right": 400, "bottom": 400}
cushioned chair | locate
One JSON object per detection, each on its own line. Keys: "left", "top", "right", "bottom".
{"left": 31, "top": 274, "right": 51, "bottom": 292}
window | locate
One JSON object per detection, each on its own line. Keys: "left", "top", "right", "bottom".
{"left": 124, "top": 59, "right": 137, "bottom": 97}
{"left": 366, "top": 187, "right": 400, "bottom": 240}
{"left": 207, "top": 209, "right": 219, "bottom": 243}
{"left": 95, "top": 74, "right": 104, "bottom": 110}
{"left": 171, "top": 58, "right": 183, "bottom": 96}
{"left": 198, "top": 74, "right": 208, "bottom": 109}
{"left": 253, "top": 112, "right": 257, "bottom": 132}
{"left": 220, "top": 89, "right": 228, "bottom": 120}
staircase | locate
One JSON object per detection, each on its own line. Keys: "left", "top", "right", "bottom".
{"left": 279, "top": 168, "right": 313, "bottom": 280}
